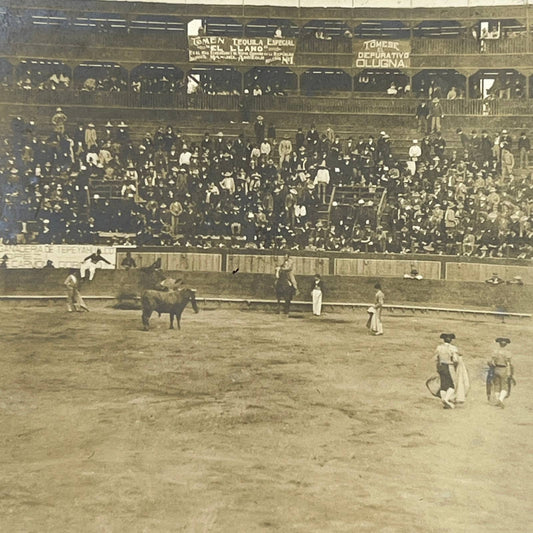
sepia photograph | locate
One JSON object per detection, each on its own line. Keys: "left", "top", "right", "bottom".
{"left": 0, "top": 0, "right": 532, "bottom": 531}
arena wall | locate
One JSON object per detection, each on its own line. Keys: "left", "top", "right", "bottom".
{"left": 1, "top": 269, "right": 532, "bottom": 313}
{"left": 2, "top": 245, "right": 531, "bottom": 284}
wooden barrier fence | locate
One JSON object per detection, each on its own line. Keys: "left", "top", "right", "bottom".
{"left": 114, "top": 250, "right": 531, "bottom": 284}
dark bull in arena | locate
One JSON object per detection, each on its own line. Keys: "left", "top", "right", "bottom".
{"left": 141, "top": 287, "right": 199, "bottom": 331}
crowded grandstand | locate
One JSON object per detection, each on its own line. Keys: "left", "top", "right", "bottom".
{"left": 0, "top": 0, "right": 531, "bottom": 259}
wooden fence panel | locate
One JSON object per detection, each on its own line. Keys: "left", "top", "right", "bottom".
{"left": 227, "top": 254, "right": 329, "bottom": 276}
{"left": 116, "top": 252, "right": 222, "bottom": 272}
{"left": 334, "top": 258, "right": 441, "bottom": 279}
{"left": 445, "top": 262, "right": 532, "bottom": 284}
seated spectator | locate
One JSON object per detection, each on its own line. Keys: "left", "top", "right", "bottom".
{"left": 404, "top": 267, "right": 423, "bottom": 280}
{"left": 485, "top": 272, "right": 505, "bottom": 285}
{"left": 121, "top": 251, "right": 137, "bottom": 270}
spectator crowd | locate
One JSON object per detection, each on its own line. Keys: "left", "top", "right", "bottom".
{"left": 0, "top": 110, "right": 531, "bottom": 259}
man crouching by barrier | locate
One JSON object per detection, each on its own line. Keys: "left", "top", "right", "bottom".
{"left": 64, "top": 270, "right": 89, "bottom": 312}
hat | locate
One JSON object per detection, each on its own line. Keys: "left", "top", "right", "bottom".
{"left": 118, "top": 121, "right": 128, "bottom": 128}
{"left": 380, "top": 131, "right": 386, "bottom": 136}
{"left": 440, "top": 333, "right": 455, "bottom": 340}
{"left": 88, "top": 123, "right": 95, "bottom": 128}
{"left": 495, "top": 337, "right": 511, "bottom": 344}
{"left": 56, "top": 107, "right": 62, "bottom": 112}
{"left": 513, "top": 276, "right": 522, "bottom": 281}
{"left": 257, "top": 115, "right": 264, "bottom": 121}
{"left": 105, "top": 121, "right": 113, "bottom": 128}
{"left": 412, "top": 139, "right": 418, "bottom": 143}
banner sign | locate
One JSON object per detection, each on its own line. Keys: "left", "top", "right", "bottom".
{"left": 188, "top": 36, "right": 296, "bottom": 65}
{"left": 0, "top": 245, "right": 117, "bottom": 269}
{"left": 354, "top": 39, "right": 411, "bottom": 69}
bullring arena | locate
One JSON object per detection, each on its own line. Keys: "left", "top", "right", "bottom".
{"left": 1, "top": 259, "right": 532, "bottom": 532}
{"left": 1, "top": 0, "right": 533, "bottom": 530}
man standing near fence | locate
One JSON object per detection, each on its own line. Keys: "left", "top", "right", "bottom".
{"left": 276, "top": 253, "right": 298, "bottom": 294}
{"left": 310, "top": 273, "right": 325, "bottom": 316}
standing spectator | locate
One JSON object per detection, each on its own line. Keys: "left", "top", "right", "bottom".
{"left": 278, "top": 134, "right": 292, "bottom": 167}
{"left": 254, "top": 115, "right": 265, "bottom": 145}
{"left": 456, "top": 128, "right": 470, "bottom": 151}
{"left": 429, "top": 97, "right": 444, "bottom": 134}
{"left": 295, "top": 128, "right": 305, "bottom": 151}
{"left": 85, "top": 123, "right": 98, "bottom": 150}
{"left": 408, "top": 139, "right": 421, "bottom": 174}
{"left": 267, "top": 123, "right": 276, "bottom": 145}
{"left": 169, "top": 198, "right": 183, "bottom": 236}
{"left": 415, "top": 101, "right": 429, "bottom": 135}
{"left": 480, "top": 130, "right": 493, "bottom": 167}
{"left": 238, "top": 89, "right": 251, "bottom": 123}
{"left": 518, "top": 131, "right": 530, "bottom": 169}
{"left": 306, "top": 124, "right": 319, "bottom": 149}
{"left": 51, "top": 107, "right": 67, "bottom": 135}
{"left": 314, "top": 160, "right": 330, "bottom": 203}
{"left": 433, "top": 132, "right": 446, "bottom": 160}
{"left": 310, "top": 273, "right": 325, "bottom": 316}
{"left": 0, "top": 254, "right": 8, "bottom": 269}
{"left": 501, "top": 145, "right": 515, "bottom": 183}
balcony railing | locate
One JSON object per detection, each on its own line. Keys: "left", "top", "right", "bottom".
{"left": 1, "top": 88, "right": 532, "bottom": 116}
{"left": 412, "top": 34, "right": 530, "bottom": 55}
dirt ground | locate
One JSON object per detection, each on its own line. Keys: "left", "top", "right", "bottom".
{"left": 1, "top": 302, "right": 532, "bottom": 533}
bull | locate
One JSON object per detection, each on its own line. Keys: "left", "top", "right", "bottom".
{"left": 141, "top": 287, "right": 199, "bottom": 331}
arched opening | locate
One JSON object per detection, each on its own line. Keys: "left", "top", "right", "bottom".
{"left": 187, "top": 17, "right": 243, "bottom": 37}
{"left": 473, "top": 19, "right": 527, "bottom": 53}
{"left": 16, "top": 59, "right": 71, "bottom": 90}
{"left": 73, "top": 12, "right": 127, "bottom": 32}
{"left": 301, "top": 69, "right": 351, "bottom": 95}
{"left": 244, "top": 67, "right": 297, "bottom": 96}
{"left": 74, "top": 62, "right": 127, "bottom": 92}
{"left": 187, "top": 66, "right": 241, "bottom": 95}
{"left": 469, "top": 69, "right": 526, "bottom": 100}
{"left": 130, "top": 64, "right": 184, "bottom": 94}
{"left": 244, "top": 19, "right": 298, "bottom": 38}
{"left": 354, "top": 69, "right": 409, "bottom": 95}
{"left": 412, "top": 70, "right": 466, "bottom": 100}
{"left": 300, "top": 20, "right": 353, "bottom": 54}
{"left": 414, "top": 20, "right": 465, "bottom": 38}
{"left": 130, "top": 15, "right": 186, "bottom": 47}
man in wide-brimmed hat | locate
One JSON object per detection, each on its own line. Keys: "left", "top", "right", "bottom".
{"left": 487, "top": 337, "right": 515, "bottom": 408}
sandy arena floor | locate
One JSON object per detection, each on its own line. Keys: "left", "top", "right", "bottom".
{"left": 1, "top": 302, "right": 532, "bottom": 532}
